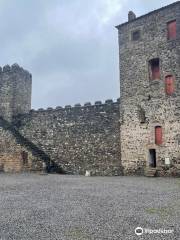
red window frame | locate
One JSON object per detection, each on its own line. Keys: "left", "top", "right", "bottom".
{"left": 165, "top": 75, "right": 175, "bottom": 95}
{"left": 155, "top": 126, "right": 162, "bottom": 145}
{"left": 167, "top": 20, "right": 176, "bottom": 40}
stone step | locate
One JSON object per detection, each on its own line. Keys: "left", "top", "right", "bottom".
{"left": 145, "top": 168, "right": 157, "bottom": 177}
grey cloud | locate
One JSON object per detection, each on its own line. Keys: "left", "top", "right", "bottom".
{"left": 0, "top": 0, "right": 175, "bottom": 109}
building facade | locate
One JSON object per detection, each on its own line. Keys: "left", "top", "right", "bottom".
{"left": 116, "top": 1, "right": 180, "bottom": 176}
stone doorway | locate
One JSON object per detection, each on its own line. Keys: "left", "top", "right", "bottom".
{"left": 149, "top": 149, "right": 156, "bottom": 168}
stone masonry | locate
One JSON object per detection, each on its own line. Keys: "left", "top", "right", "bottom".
{"left": 0, "top": 63, "right": 121, "bottom": 175}
{"left": 0, "top": 64, "right": 31, "bottom": 121}
{"left": 0, "top": 2, "right": 179, "bottom": 176}
{"left": 116, "top": 1, "right": 180, "bottom": 176}
{"left": 14, "top": 100, "right": 121, "bottom": 175}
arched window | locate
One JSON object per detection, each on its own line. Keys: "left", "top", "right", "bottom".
{"left": 155, "top": 126, "right": 162, "bottom": 145}
{"left": 165, "top": 75, "right": 174, "bottom": 95}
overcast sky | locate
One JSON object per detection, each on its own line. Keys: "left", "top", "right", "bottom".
{"left": 0, "top": 0, "right": 176, "bottom": 109}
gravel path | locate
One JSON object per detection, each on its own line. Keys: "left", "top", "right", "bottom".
{"left": 0, "top": 174, "right": 179, "bottom": 240}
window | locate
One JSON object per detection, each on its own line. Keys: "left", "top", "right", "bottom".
{"left": 132, "top": 30, "right": 140, "bottom": 41}
{"left": 155, "top": 126, "right": 162, "bottom": 145}
{"left": 149, "top": 58, "right": 160, "bottom": 80}
{"left": 165, "top": 75, "right": 175, "bottom": 95}
{"left": 139, "top": 107, "right": 146, "bottom": 123}
{"left": 167, "top": 20, "right": 176, "bottom": 40}
{"left": 21, "top": 151, "right": 28, "bottom": 165}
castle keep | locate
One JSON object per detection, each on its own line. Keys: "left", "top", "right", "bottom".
{"left": 0, "top": 2, "right": 180, "bottom": 176}
{"left": 117, "top": 1, "right": 180, "bottom": 176}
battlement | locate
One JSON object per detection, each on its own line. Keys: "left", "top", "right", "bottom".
{"left": 0, "top": 63, "right": 31, "bottom": 78}
{"left": 14, "top": 96, "right": 121, "bottom": 176}
{"left": 0, "top": 63, "right": 32, "bottom": 120}
{"left": 29, "top": 98, "right": 120, "bottom": 114}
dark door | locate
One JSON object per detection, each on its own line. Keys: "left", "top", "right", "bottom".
{"left": 149, "top": 149, "right": 156, "bottom": 168}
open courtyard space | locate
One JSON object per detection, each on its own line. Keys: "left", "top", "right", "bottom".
{"left": 0, "top": 174, "right": 179, "bottom": 240}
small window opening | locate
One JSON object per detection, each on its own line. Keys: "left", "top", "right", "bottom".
{"left": 167, "top": 20, "right": 176, "bottom": 40}
{"left": 149, "top": 58, "right": 160, "bottom": 80}
{"left": 132, "top": 30, "right": 140, "bottom": 41}
{"left": 149, "top": 149, "right": 156, "bottom": 168}
{"left": 139, "top": 107, "right": 146, "bottom": 123}
{"left": 21, "top": 151, "right": 28, "bottom": 165}
{"left": 165, "top": 75, "right": 175, "bottom": 95}
{"left": 155, "top": 126, "right": 162, "bottom": 145}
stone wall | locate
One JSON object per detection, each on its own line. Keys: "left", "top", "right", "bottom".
{"left": 117, "top": 1, "right": 180, "bottom": 176}
{"left": 14, "top": 100, "right": 121, "bottom": 176}
{"left": 0, "top": 123, "right": 43, "bottom": 173}
{"left": 0, "top": 64, "right": 32, "bottom": 121}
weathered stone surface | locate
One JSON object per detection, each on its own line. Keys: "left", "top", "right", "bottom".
{"left": 14, "top": 101, "right": 121, "bottom": 175}
{"left": 0, "top": 125, "right": 43, "bottom": 173}
{"left": 117, "top": 1, "right": 180, "bottom": 176}
{"left": 0, "top": 64, "right": 31, "bottom": 121}
{"left": 0, "top": 65, "right": 122, "bottom": 175}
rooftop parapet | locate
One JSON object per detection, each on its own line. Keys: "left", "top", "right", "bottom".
{"left": 0, "top": 63, "right": 31, "bottom": 77}
{"left": 74, "top": 104, "right": 81, "bottom": 108}
{"left": 95, "top": 101, "right": 102, "bottom": 105}
{"left": 84, "top": 102, "right": 91, "bottom": 106}
{"left": 30, "top": 98, "right": 120, "bottom": 114}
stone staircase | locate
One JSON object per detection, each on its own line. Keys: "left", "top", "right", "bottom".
{"left": 0, "top": 117, "right": 63, "bottom": 173}
{"left": 145, "top": 168, "right": 157, "bottom": 177}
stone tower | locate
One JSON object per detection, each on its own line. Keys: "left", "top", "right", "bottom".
{"left": 0, "top": 64, "right": 32, "bottom": 121}
{"left": 116, "top": 2, "right": 180, "bottom": 176}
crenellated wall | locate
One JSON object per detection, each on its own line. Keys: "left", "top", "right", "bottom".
{"left": 0, "top": 64, "right": 121, "bottom": 175}
{"left": 13, "top": 99, "right": 122, "bottom": 176}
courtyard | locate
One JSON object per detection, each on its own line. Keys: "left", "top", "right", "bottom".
{"left": 0, "top": 174, "right": 179, "bottom": 240}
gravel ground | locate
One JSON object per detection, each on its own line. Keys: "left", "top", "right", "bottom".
{"left": 0, "top": 174, "right": 179, "bottom": 240}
